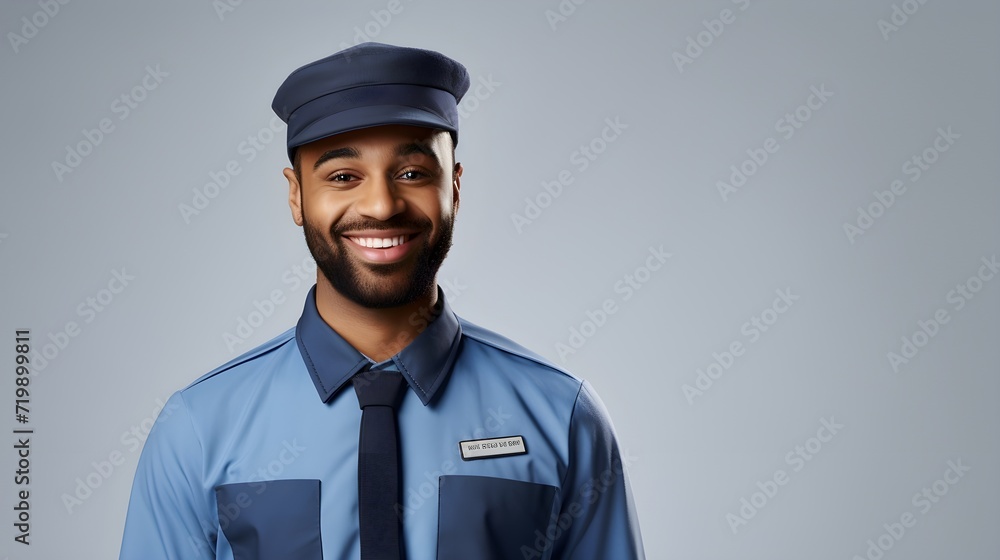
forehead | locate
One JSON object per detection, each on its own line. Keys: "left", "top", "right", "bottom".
{"left": 296, "top": 125, "right": 452, "bottom": 162}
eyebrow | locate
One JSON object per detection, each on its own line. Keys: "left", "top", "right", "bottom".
{"left": 394, "top": 141, "right": 439, "bottom": 165}
{"left": 312, "top": 147, "right": 361, "bottom": 171}
{"left": 311, "top": 141, "right": 442, "bottom": 172}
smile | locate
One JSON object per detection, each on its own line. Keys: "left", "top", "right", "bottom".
{"left": 343, "top": 232, "right": 421, "bottom": 263}
{"left": 347, "top": 234, "right": 411, "bottom": 249}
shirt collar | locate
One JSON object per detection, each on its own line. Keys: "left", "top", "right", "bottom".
{"left": 295, "top": 284, "right": 462, "bottom": 406}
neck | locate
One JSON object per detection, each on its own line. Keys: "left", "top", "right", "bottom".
{"left": 313, "top": 277, "right": 439, "bottom": 362}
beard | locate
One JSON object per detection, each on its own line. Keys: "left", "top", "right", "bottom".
{"left": 302, "top": 210, "right": 454, "bottom": 309}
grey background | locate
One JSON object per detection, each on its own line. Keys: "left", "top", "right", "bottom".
{"left": 1, "top": 0, "right": 998, "bottom": 558}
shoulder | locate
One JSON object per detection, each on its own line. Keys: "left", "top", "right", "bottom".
{"left": 459, "top": 320, "right": 613, "bottom": 430}
{"left": 457, "top": 315, "right": 583, "bottom": 389}
{"left": 180, "top": 326, "right": 298, "bottom": 395}
{"left": 459, "top": 317, "right": 574, "bottom": 375}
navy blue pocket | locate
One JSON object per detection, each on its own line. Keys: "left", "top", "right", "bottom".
{"left": 437, "top": 475, "right": 558, "bottom": 560}
{"left": 216, "top": 479, "right": 323, "bottom": 560}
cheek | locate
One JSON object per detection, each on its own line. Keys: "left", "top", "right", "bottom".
{"left": 303, "top": 193, "right": 348, "bottom": 230}
{"left": 429, "top": 187, "right": 455, "bottom": 220}
{"left": 400, "top": 188, "right": 449, "bottom": 225}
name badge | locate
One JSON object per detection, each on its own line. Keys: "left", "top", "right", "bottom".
{"left": 458, "top": 436, "right": 528, "bottom": 461}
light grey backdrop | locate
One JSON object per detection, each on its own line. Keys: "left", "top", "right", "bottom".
{"left": 1, "top": 1, "right": 997, "bottom": 558}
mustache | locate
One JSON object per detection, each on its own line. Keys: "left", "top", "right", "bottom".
{"left": 332, "top": 216, "right": 433, "bottom": 236}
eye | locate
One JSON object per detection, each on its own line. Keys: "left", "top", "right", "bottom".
{"left": 397, "top": 169, "right": 427, "bottom": 181}
{"left": 329, "top": 172, "right": 357, "bottom": 182}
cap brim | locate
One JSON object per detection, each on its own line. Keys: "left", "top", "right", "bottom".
{"left": 287, "top": 105, "right": 456, "bottom": 160}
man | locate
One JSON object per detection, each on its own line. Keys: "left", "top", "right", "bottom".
{"left": 120, "top": 42, "right": 644, "bottom": 560}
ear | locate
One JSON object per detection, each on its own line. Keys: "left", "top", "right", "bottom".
{"left": 284, "top": 167, "right": 304, "bottom": 226}
{"left": 452, "top": 162, "right": 463, "bottom": 212}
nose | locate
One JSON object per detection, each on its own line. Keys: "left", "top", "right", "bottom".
{"left": 355, "top": 174, "right": 405, "bottom": 221}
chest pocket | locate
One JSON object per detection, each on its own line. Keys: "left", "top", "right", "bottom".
{"left": 215, "top": 479, "right": 323, "bottom": 560}
{"left": 437, "top": 475, "right": 558, "bottom": 560}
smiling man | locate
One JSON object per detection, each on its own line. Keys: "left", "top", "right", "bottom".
{"left": 119, "top": 42, "right": 644, "bottom": 560}
{"left": 292, "top": 124, "right": 460, "bottom": 359}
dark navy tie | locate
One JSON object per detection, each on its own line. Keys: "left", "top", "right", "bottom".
{"left": 352, "top": 369, "right": 407, "bottom": 560}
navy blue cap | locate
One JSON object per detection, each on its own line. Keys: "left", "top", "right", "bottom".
{"left": 272, "top": 42, "right": 470, "bottom": 163}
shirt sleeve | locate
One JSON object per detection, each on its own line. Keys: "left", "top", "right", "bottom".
{"left": 119, "top": 390, "right": 216, "bottom": 559}
{"left": 550, "top": 381, "right": 645, "bottom": 559}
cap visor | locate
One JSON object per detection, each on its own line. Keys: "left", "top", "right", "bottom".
{"left": 288, "top": 105, "right": 456, "bottom": 153}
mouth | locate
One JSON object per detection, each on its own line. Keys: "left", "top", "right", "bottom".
{"left": 345, "top": 233, "right": 418, "bottom": 249}
{"left": 342, "top": 231, "right": 422, "bottom": 263}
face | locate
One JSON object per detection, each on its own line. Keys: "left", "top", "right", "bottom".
{"left": 285, "top": 125, "right": 461, "bottom": 309}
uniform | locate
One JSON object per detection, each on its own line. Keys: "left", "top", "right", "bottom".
{"left": 119, "top": 286, "right": 644, "bottom": 559}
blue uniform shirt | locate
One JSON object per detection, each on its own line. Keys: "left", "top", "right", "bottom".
{"left": 120, "top": 285, "right": 645, "bottom": 559}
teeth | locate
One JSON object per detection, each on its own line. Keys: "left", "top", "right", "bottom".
{"left": 352, "top": 235, "right": 406, "bottom": 248}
